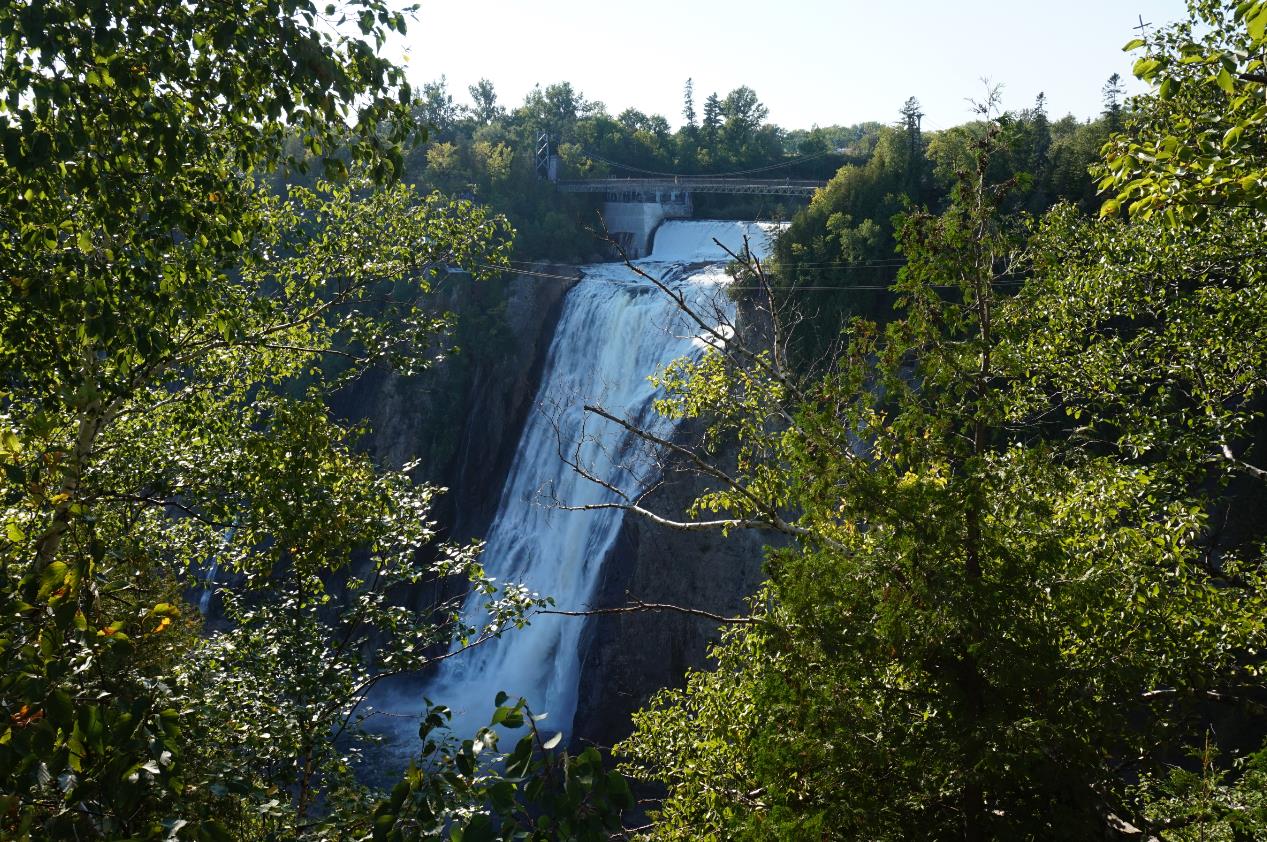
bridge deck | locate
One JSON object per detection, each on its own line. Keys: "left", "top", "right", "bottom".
{"left": 556, "top": 177, "right": 824, "bottom": 197}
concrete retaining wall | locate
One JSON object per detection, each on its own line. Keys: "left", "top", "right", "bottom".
{"left": 601, "top": 196, "right": 692, "bottom": 257}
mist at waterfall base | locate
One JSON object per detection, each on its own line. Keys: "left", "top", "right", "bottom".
{"left": 365, "top": 220, "right": 780, "bottom": 771}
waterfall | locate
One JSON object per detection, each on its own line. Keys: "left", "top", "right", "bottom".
{"left": 409, "top": 220, "right": 780, "bottom": 746}
{"left": 197, "top": 559, "right": 218, "bottom": 615}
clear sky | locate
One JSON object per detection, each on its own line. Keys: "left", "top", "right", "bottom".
{"left": 400, "top": 0, "right": 1191, "bottom": 131}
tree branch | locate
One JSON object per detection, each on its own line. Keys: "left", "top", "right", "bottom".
{"left": 1219, "top": 440, "right": 1267, "bottom": 481}
{"left": 555, "top": 500, "right": 781, "bottom": 535}
{"left": 536, "top": 596, "right": 756, "bottom": 626}
{"left": 583, "top": 403, "right": 843, "bottom": 552}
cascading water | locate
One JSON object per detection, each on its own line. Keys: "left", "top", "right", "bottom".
{"left": 383, "top": 220, "right": 780, "bottom": 752}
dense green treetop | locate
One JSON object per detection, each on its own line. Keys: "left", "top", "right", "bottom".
{"left": 611, "top": 3, "right": 1267, "bottom": 838}
{"left": 0, "top": 2, "right": 628, "bottom": 839}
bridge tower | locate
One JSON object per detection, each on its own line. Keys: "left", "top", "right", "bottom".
{"left": 535, "top": 132, "right": 561, "bottom": 183}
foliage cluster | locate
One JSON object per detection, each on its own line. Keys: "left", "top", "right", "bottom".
{"left": 614, "top": 3, "right": 1267, "bottom": 839}
{"left": 771, "top": 90, "right": 1125, "bottom": 357}
{"left": 0, "top": 1, "right": 630, "bottom": 839}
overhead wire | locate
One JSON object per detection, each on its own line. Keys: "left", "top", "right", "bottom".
{"left": 504, "top": 259, "right": 909, "bottom": 269}
{"left": 477, "top": 263, "right": 1025, "bottom": 290}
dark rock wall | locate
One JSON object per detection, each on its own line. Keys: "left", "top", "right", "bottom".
{"left": 570, "top": 457, "right": 770, "bottom": 748}
{"left": 334, "top": 264, "right": 580, "bottom": 543}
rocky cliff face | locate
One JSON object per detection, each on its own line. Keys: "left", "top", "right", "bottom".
{"left": 334, "top": 264, "right": 580, "bottom": 542}
{"left": 570, "top": 453, "right": 771, "bottom": 747}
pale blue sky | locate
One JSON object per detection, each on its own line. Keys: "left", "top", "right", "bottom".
{"left": 401, "top": 0, "right": 1190, "bottom": 130}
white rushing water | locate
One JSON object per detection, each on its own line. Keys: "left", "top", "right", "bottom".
{"left": 417, "top": 220, "right": 780, "bottom": 743}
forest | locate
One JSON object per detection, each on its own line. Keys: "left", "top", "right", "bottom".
{"left": 1, "top": 0, "right": 1266, "bottom": 839}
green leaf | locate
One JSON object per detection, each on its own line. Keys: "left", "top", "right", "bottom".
{"left": 491, "top": 705, "right": 524, "bottom": 729}
{"left": 1249, "top": 6, "right": 1267, "bottom": 41}
{"left": 1216, "top": 67, "right": 1236, "bottom": 94}
{"left": 1134, "top": 58, "right": 1162, "bottom": 79}
{"left": 202, "top": 820, "right": 234, "bottom": 842}
{"left": 45, "top": 689, "right": 73, "bottom": 726}
{"left": 38, "top": 561, "right": 69, "bottom": 600}
{"left": 458, "top": 814, "right": 495, "bottom": 842}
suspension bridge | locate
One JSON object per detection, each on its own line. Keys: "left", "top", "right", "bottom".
{"left": 536, "top": 136, "right": 829, "bottom": 256}
{"left": 555, "top": 177, "right": 825, "bottom": 198}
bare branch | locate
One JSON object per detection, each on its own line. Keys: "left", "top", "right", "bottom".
{"left": 555, "top": 500, "right": 780, "bottom": 535}
{"left": 254, "top": 342, "right": 363, "bottom": 361}
{"left": 583, "top": 403, "right": 843, "bottom": 551}
{"left": 621, "top": 238, "right": 812, "bottom": 409}
{"left": 1141, "top": 687, "right": 1246, "bottom": 704}
{"left": 332, "top": 629, "right": 502, "bottom": 742}
{"left": 1219, "top": 440, "right": 1267, "bottom": 481}
{"left": 537, "top": 596, "right": 756, "bottom": 626}
{"left": 100, "top": 493, "right": 235, "bottom": 529}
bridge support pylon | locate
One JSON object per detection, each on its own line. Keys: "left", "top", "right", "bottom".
{"left": 535, "top": 133, "right": 561, "bottom": 183}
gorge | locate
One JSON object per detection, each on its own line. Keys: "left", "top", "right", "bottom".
{"left": 15, "top": 3, "right": 1267, "bottom": 833}
{"left": 366, "top": 219, "right": 780, "bottom": 761}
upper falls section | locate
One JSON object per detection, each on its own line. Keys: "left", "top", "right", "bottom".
{"left": 645, "top": 219, "right": 781, "bottom": 264}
